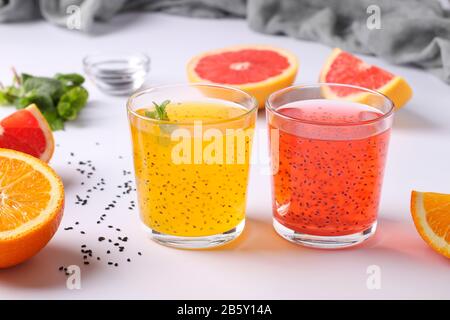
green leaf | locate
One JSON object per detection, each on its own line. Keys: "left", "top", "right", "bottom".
{"left": 0, "top": 69, "right": 89, "bottom": 131}
{"left": 0, "top": 85, "right": 22, "bottom": 106}
{"left": 23, "top": 76, "right": 63, "bottom": 103}
{"left": 17, "top": 90, "right": 54, "bottom": 110}
{"left": 55, "top": 73, "right": 85, "bottom": 87}
{"left": 0, "top": 91, "right": 9, "bottom": 105}
{"left": 144, "top": 100, "right": 175, "bottom": 145}
{"left": 21, "top": 73, "right": 33, "bottom": 83}
{"left": 56, "top": 86, "right": 88, "bottom": 120}
{"left": 144, "top": 110, "right": 156, "bottom": 118}
{"left": 42, "top": 109, "right": 65, "bottom": 131}
{"left": 152, "top": 100, "right": 170, "bottom": 120}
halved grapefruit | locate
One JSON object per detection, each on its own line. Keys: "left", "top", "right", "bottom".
{"left": 187, "top": 45, "right": 299, "bottom": 108}
{"left": 411, "top": 191, "right": 450, "bottom": 258}
{"left": 0, "top": 104, "right": 54, "bottom": 162}
{"left": 319, "top": 48, "right": 412, "bottom": 109}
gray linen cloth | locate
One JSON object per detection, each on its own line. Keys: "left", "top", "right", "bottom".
{"left": 1, "top": 0, "right": 449, "bottom": 84}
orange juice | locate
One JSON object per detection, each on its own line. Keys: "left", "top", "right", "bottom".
{"left": 130, "top": 101, "right": 255, "bottom": 237}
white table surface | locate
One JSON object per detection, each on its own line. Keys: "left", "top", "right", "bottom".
{"left": 0, "top": 13, "right": 449, "bottom": 300}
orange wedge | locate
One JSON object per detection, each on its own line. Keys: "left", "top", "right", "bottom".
{"left": 411, "top": 191, "right": 450, "bottom": 258}
{"left": 0, "top": 148, "right": 64, "bottom": 268}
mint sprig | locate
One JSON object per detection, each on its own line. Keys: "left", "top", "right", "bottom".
{"left": 145, "top": 100, "right": 170, "bottom": 121}
{"left": 145, "top": 100, "right": 174, "bottom": 145}
{"left": 0, "top": 68, "right": 88, "bottom": 131}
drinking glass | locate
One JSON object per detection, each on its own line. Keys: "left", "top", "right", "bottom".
{"left": 266, "top": 84, "right": 394, "bottom": 248}
{"left": 127, "top": 84, "right": 257, "bottom": 248}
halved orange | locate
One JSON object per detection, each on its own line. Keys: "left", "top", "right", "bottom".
{"left": 319, "top": 48, "right": 413, "bottom": 109}
{"left": 411, "top": 191, "right": 450, "bottom": 258}
{"left": 187, "top": 45, "right": 299, "bottom": 108}
{"left": 0, "top": 104, "right": 54, "bottom": 163}
{"left": 0, "top": 148, "right": 64, "bottom": 268}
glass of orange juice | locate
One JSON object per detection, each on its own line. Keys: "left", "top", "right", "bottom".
{"left": 127, "top": 84, "right": 257, "bottom": 248}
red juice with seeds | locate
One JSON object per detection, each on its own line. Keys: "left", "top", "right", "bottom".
{"left": 269, "top": 99, "right": 391, "bottom": 238}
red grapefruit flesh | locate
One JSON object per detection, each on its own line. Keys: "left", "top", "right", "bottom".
{"left": 320, "top": 48, "right": 413, "bottom": 108}
{"left": 187, "top": 45, "right": 299, "bottom": 108}
{"left": 0, "top": 104, "right": 54, "bottom": 162}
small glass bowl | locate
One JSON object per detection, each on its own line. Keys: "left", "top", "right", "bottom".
{"left": 83, "top": 52, "right": 150, "bottom": 96}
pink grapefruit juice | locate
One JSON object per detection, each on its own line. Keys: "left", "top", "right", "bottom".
{"left": 269, "top": 99, "right": 391, "bottom": 236}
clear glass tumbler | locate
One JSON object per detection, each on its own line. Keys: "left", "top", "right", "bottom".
{"left": 127, "top": 84, "right": 257, "bottom": 248}
{"left": 266, "top": 84, "right": 394, "bottom": 248}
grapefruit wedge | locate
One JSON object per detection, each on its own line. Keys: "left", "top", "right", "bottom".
{"left": 0, "top": 104, "right": 54, "bottom": 162}
{"left": 411, "top": 191, "right": 450, "bottom": 258}
{"left": 187, "top": 45, "right": 298, "bottom": 108}
{"left": 319, "top": 48, "right": 412, "bottom": 109}
{"left": 0, "top": 148, "right": 64, "bottom": 268}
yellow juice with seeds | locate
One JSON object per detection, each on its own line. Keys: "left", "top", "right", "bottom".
{"left": 129, "top": 101, "right": 256, "bottom": 237}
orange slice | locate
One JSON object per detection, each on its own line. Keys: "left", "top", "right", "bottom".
{"left": 0, "top": 104, "right": 54, "bottom": 162}
{"left": 411, "top": 191, "right": 450, "bottom": 258}
{"left": 187, "top": 45, "right": 299, "bottom": 108}
{"left": 0, "top": 148, "right": 64, "bottom": 268}
{"left": 319, "top": 48, "right": 413, "bottom": 109}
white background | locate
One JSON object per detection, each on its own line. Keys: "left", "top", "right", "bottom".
{"left": 0, "top": 13, "right": 449, "bottom": 299}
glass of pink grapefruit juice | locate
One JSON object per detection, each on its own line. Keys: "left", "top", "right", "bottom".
{"left": 266, "top": 84, "right": 394, "bottom": 248}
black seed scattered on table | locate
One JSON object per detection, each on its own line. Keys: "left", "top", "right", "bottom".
{"left": 138, "top": 252, "right": 142, "bottom": 256}
{"left": 55, "top": 152, "right": 144, "bottom": 270}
